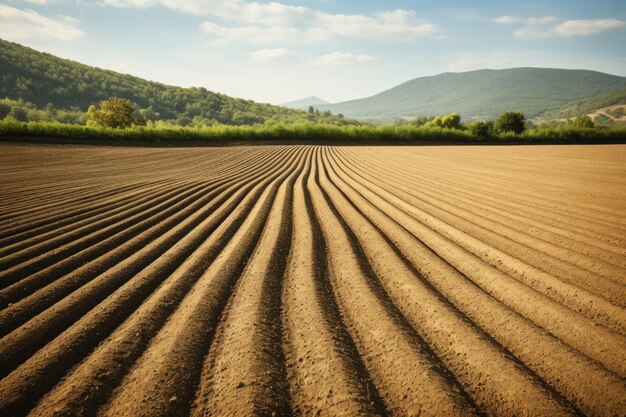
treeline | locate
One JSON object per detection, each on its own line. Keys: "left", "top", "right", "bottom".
{"left": 0, "top": 39, "right": 357, "bottom": 127}
{"left": 399, "top": 111, "right": 599, "bottom": 140}
{"left": 0, "top": 96, "right": 357, "bottom": 128}
{"left": 1, "top": 118, "right": 624, "bottom": 144}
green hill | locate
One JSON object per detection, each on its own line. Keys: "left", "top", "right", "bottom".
{"left": 281, "top": 96, "right": 330, "bottom": 110}
{"left": 541, "top": 88, "right": 626, "bottom": 119}
{"left": 0, "top": 38, "right": 352, "bottom": 126}
{"left": 320, "top": 68, "right": 626, "bottom": 119}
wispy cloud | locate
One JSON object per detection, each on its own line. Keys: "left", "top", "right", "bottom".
{"left": 312, "top": 52, "right": 378, "bottom": 66}
{"left": 250, "top": 47, "right": 297, "bottom": 62}
{"left": 11, "top": 0, "right": 49, "bottom": 4}
{"left": 0, "top": 4, "right": 84, "bottom": 41}
{"left": 201, "top": 22, "right": 299, "bottom": 43}
{"left": 552, "top": 19, "right": 626, "bottom": 37}
{"left": 58, "top": 14, "right": 79, "bottom": 24}
{"left": 446, "top": 52, "right": 511, "bottom": 72}
{"left": 493, "top": 16, "right": 557, "bottom": 26}
{"left": 494, "top": 15, "right": 625, "bottom": 39}
{"left": 101, "top": 0, "right": 442, "bottom": 43}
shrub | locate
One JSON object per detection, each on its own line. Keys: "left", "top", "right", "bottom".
{"left": 424, "top": 112, "right": 462, "bottom": 129}
{"left": 468, "top": 120, "right": 494, "bottom": 140}
{"left": 495, "top": 111, "right": 525, "bottom": 134}
{"left": 9, "top": 107, "right": 28, "bottom": 122}
{"left": 571, "top": 115, "right": 594, "bottom": 128}
{"left": 0, "top": 103, "right": 10, "bottom": 120}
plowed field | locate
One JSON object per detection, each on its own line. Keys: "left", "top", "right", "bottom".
{"left": 0, "top": 143, "right": 625, "bottom": 417}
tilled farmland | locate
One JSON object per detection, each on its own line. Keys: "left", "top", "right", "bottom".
{"left": 0, "top": 142, "right": 625, "bottom": 417}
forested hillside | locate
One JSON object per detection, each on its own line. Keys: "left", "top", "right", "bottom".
{"left": 541, "top": 88, "right": 626, "bottom": 119}
{"left": 0, "top": 39, "right": 352, "bottom": 126}
{"left": 321, "top": 68, "right": 626, "bottom": 119}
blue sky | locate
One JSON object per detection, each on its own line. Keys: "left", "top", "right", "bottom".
{"left": 1, "top": 0, "right": 625, "bottom": 104}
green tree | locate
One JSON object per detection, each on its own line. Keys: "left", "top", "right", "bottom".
{"left": 0, "top": 103, "right": 10, "bottom": 120}
{"left": 87, "top": 97, "right": 146, "bottom": 128}
{"left": 468, "top": 120, "right": 494, "bottom": 140}
{"left": 9, "top": 106, "right": 28, "bottom": 122}
{"left": 308, "top": 105, "right": 315, "bottom": 114}
{"left": 572, "top": 115, "right": 594, "bottom": 128}
{"left": 412, "top": 116, "right": 434, "bottom": 127}
{"left": 495, "top": 111, "right": 525, "bottom": 134}
{"left": 424, "top": 112, "right": 462, "bottom": 129}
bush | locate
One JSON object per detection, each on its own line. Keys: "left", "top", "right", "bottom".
{"left": 468, "top": 120, "right": 494, "bottom": 140}
{"left": 424, "top": 112, "right": 462, "bottom": 129}
{"left": 495, "top": 111, "right": 525, "bottom": 134}
{"left": 571, "top": 115, "right": 594, "bottom": 128}
{"left": 0, "top": 103, "right": 10, "bottom": 120}
{"left": 9, "top": 107, "right": 28, "bottom": 122}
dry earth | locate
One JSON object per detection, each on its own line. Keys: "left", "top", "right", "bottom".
{"left": 0, "top": 142, "right": 624, "bottom": 417}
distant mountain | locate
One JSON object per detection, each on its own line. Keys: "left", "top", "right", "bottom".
{"left": 541, "top": 88, "right": 626, "bottom": 119}
{"left": 320, "top": 68, "right": 626, "bottom": 120}
{"left": 0, "top": 38, "right": 354, "bottom": 126}
{"left": 281, "top": 96, "right": 330, "bottom": 110}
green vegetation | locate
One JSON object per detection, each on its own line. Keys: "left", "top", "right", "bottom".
{"left": 423, "top": 112, "right": 462, "bottom": 129}
{"left": 495, "top": 111, "right": 526, "bottom": 134}
{"left": 320, "top": 68, "right": 626, "bottom": 119}
{"left": 569, "top": 115, "right": 594, "bottom": 128}
{"left": 0, "top": 38, "right": 356, "bottom": 127}
{"left": 468, "top": 120, "right": 494, "bottom": 140}
{"left": 1, "top": 117, "right": 624, "bottom": 145}
{"left": 542, "top": 88, "right": 626, "bottom": 119}
{"left": 0, "top": 98, "right": 87, "bottom": 124}
{"left": 88, "top": 98, "right": 146, "bottom": 128}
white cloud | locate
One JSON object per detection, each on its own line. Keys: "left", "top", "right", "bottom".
{"left": 250, "top": 47, "right": 297, "bottom": 62}
{"left": 310, "top": 9, "right": 441, "bottom": 41}
{"left": 13, "top": 0, "right": 49, "bottom": 4}
{"left": 493, "top": 15, "right": 556, "bottom": 26}
{"left": 200, "top": 9, "right": 440, "bottom": 43}
{"left": 0, "top": 4, "right": 84, "bottom": 41}
{"left": 99, "top": 0, "right": 157, "bottom": 8}
{"left": 210, "top": 1, "right": 310, "bottom": 26}
{"left": 495, "top": 15, "right": 625, "bottom": 39}
{"left": 100, "top": 0, "right": 442, "bottom": 43}
{"left": 58, "top": 14, "right": 79, "bottom": 24}
{"left": 552, "top": 19, "right": 625, "bottom": 37}
{"left": 313, "top": 52, "right": 377, "bottom": 66}
{"left": 513, "top": 26, "right": 552, "bottom": 39}
{"left": 201, "top": 21, "right": 300, "bottom": 43}
{"left": 493, "top": 16, "right": 520, "bottom": 25}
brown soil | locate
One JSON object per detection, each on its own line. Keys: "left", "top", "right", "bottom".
{"left": 0, "top": 142, "right": 624, "bottom": 417}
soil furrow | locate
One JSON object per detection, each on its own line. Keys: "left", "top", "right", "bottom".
{"left": 23, "top": 149, "right": 303, "bottom": 417}
{"left": 190, "top": 147, "right": 302, "bottom": 417}
{"left": 322, "top": 147, "right": 580, "bottom": 417}
{"left": 309, "top": 147, "right": 481, "bottom": 417}
{"left": 331, "top": 148, "right": 626, "bottom": 416}
{"left": 97, "top": 148, "right": 305, "bottom": 417}
{"left": 281, "top": 150, "right": 386, "bottom": 417}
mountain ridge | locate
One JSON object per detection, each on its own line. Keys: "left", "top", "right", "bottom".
{"left": 318, "top": 67, "right": 626, "bottom": 120}
{"left": 281, "top": 96, "right": 330, "bottom": 109}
